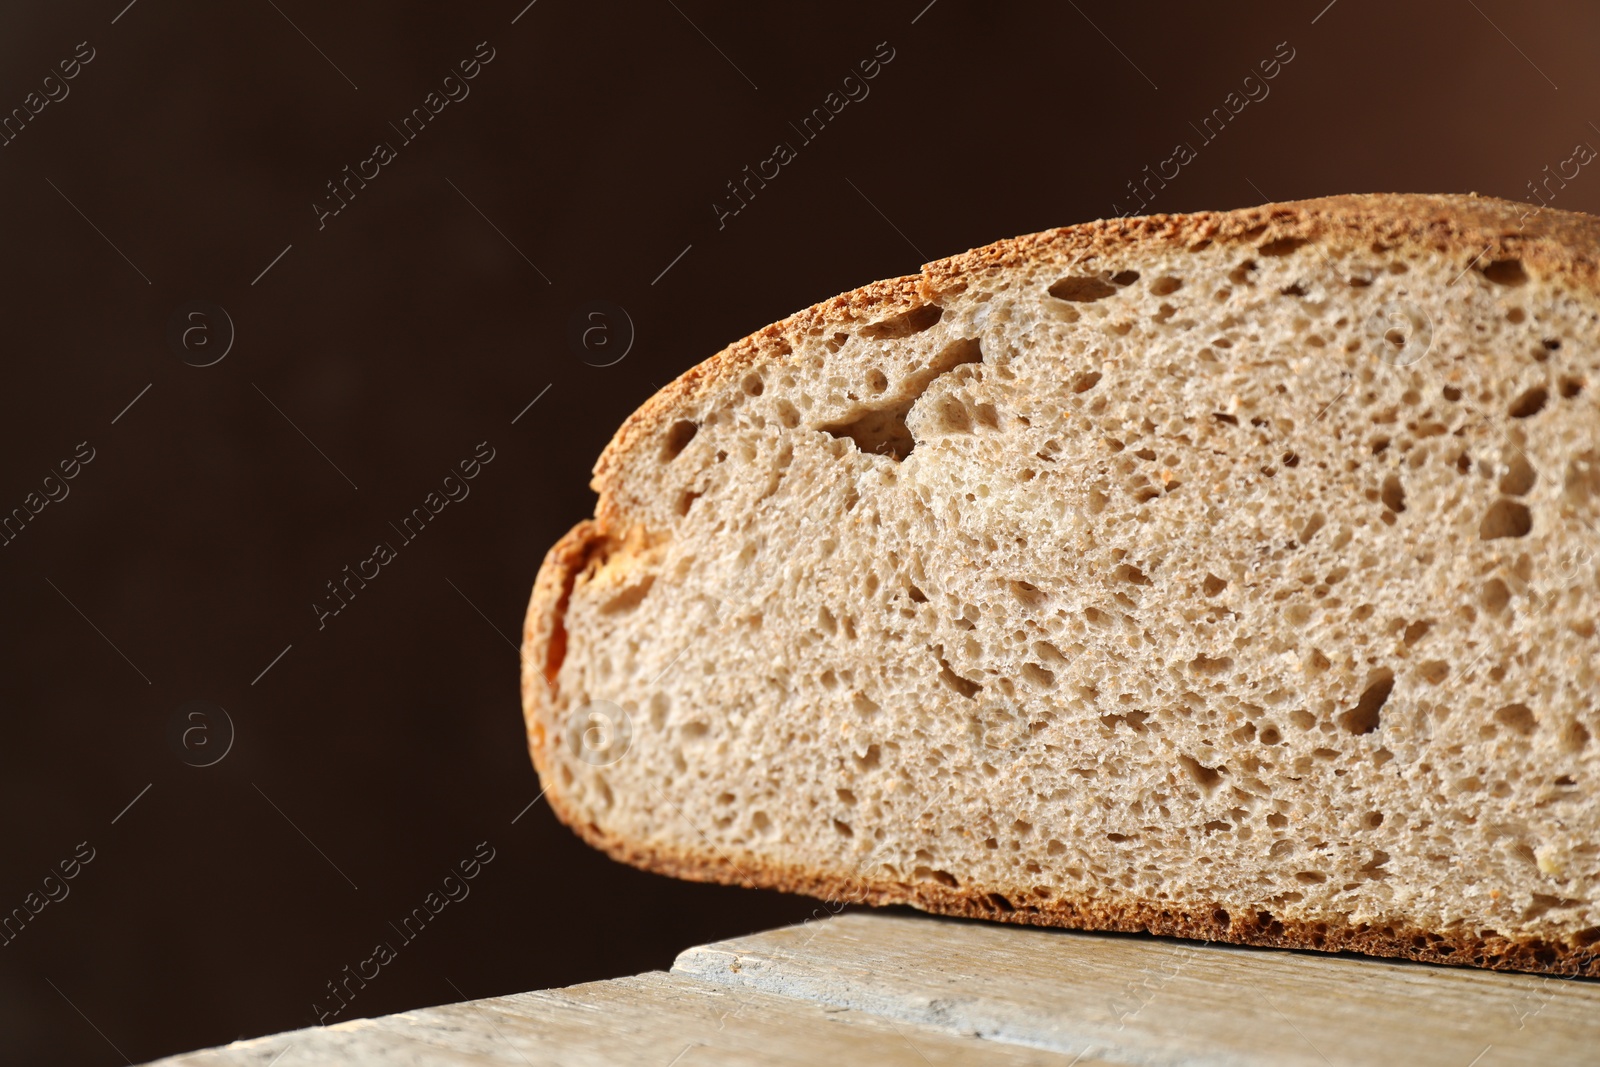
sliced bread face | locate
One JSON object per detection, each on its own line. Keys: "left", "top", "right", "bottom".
{"left": 523, "top": 195, "right": 1600, "bottom": 975}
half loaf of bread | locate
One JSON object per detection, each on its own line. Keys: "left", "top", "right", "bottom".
{"left": 522, "top": 194, "right": 1599, "bottom": 974}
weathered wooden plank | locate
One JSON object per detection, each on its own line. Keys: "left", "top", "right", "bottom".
{"left": 148, "top": 912, "right": 1600, "bottom": 1065}
{"left": 148, "top": 966, "right": 1098, "bottom": 1066}
{"left": 671, "top": 912, "right": 1600, "bottom": 1067}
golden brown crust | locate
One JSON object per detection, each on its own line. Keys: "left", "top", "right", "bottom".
{"left": 522, "top": 194, "right": 1600, "bottom": 977}
{"left": 558, "top": 806, "right": 1600, "bottom": 977}
{"left": 590, "top": 193, "right": 1600, "bottom": 528}
{"left": 521, "top": 518, "right": 610, "bottom": 770}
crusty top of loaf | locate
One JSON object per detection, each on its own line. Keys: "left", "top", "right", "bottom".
{"left": 587, "top": 194, "right": 1600, "bottom": 533}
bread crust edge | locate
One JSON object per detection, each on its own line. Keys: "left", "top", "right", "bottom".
{"left": 559, "top": 804, "right": 1600, "bottom": 977}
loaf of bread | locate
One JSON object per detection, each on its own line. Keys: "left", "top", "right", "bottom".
{"left": 522, "top": 194, "right": 1599, "bottom": 975}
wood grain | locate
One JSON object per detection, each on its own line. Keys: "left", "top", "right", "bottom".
{"left": 148, "top": 964, "right": 1096, "bottom": 1065}
{"left": 148, "top": 912, "right": 1599, "bottom": 1066}
{"left": 674, "top": 912, "right": 1600, "bottom": 1066}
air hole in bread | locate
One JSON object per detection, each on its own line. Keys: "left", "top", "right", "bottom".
{"left": 1113, "top": 563, "right": 1150, "bottom": 586}
{"left": 1499, "top": 454, "right": 1537, "bottom": 496}
{"left": 914, "top": 867, "right": 959, "bottom": 887}
{"left": 1150, "top": 275, "right": 1183, "bottom": 296}
{"left": 1021, "top": 662, "right": 1056, "bottom": 689}
{"left": 1561, "top": 719, "right": 1591, "bottom": 753}
{"left": 817, "top": 338, "right": 982, "bottom": 461}
{"left": 1523, "top": 893, "right": 1587, "bottom": 922}
{"left": 1509, "top": 386, "right": 1549, "bottom": 418}
{"left": 1338, "top": 670, "right": 1394, "bottom": 735}
{"left": 1033, "top": 641, "right": 1068, "bottom": 668}
{"left": 1558, "top": 376, "right": 1584, "bottom": 399}
{"left": 1258, "top": 236, "right": 1309, "bottom": 257}
{"left": 1418, "top": 660, "right": 1450, "bottom": 684}
{"left": 661, "top": 419, "right": 698, "bottom": 460}
{"left": 1493, "top": 703, "right": 1537, "bottom": 736}
{"left": 935, "top": 652, "right": 983, "bottom": 698}
{"left": 817, "top": 605, "right": 838, "bottom": 636}
{"left": 741, "top": 373, "right": 764, "bottom": 396}
{"left": 1380, "top": 474, "right": 1406, "bottom": 514}
{"left": 601, "top": 575, "right": 655, "bottom": 614}
{"left": 1049, "top": 275, "right": 1119, "bottom": 302}
{"left": 1177, "top": 754, "right": 1223, "bottom": 794}
{"left": 865, "top": 368, "right": 888, "bottom": 393}
{"left": 1480, "top": 498, "right": 1533, "bottom": 540}
{"left": 1007, "top": 580, "right": 1047, "bottom": 610}
{"left": 1202, "top": 573, "right": 1228, "bottom": 597}
{"left": 860, "top": 303, "right": 943, "bottom": 340}
{"left": 1111, "top": 270, "right": 1141, "bottom": 287}
{"left": 1481, "top": 258, "right": 1528, "bottom": 286}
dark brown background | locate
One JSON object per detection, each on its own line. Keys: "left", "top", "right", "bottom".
{"left": 2, "top": 1, "right": 1596, "bottom": 1063}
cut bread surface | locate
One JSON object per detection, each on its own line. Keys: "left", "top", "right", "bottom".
{"left": 522, "top": 194, "right": 1600, "bottom": 975}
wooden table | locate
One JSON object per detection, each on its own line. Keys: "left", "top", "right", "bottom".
{"left": 148, "top": 911, "right": 1600, "bottom": 1065}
